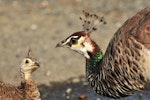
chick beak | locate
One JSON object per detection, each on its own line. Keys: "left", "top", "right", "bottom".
{"left": 33, "top": 62, "right": 40, "bottom": 69}
{"left": 34, "top": 62, "right": 40, "bottom": 68}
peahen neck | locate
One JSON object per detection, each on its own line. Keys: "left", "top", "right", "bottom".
{"left": 86, "top": 40, "right": 104, "bottom": 74}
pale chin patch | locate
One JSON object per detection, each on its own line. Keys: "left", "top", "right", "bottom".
{"left": 78, "top": 49, "right": 90, "bottom": 59}
{"left": 73, "top": 47, "right": 90, "bottom": 59}
{"left": 84, "top": 52, "right": 90, "bottom": 59}
{"left": 83, "top": 42, "right": 94, "bottom": 59}
{"left": 77, "top": 42, "right": 93, "bottom": 59}
{"left": 83, "top": 42, "right": 94, "bottom": 52}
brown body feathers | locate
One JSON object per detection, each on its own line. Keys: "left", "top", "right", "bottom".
{"left": 56, "top": 7, "right": 150, "bottom": 98}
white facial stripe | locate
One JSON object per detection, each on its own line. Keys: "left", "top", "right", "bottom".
{"left": 65, "top": 36, "right": 79, "bottom": 44}
{"left": 66, "top": 38, "right": 71, "bottom": 43}
{"left": 71, "top": 36, "right": 79, "bottom": 38}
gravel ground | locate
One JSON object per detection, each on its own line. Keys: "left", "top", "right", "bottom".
{"left": 0, "top": 0, "right": 150, "bottom": 100}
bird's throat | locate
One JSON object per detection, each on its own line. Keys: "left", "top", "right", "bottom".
{"left": 87, "top": 50, "right": 103, "bottom": 70}
{"left": 86, "top": 39, "right": 104, "bottom": 74}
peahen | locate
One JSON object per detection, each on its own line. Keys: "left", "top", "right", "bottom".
{"left": 56, "top": 7, "right": 150, "bottom": 98}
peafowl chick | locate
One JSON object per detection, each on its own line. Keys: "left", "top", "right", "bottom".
{"left": 0, "top": 49, "right": 41, "bottom": 100}
{"left": 56, "top": 7, "right": 150, "bottom": 98}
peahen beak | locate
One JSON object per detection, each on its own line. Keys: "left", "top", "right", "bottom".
{"left": 56, "top": 42, "right": 63, "bottom": 47}
{"left": 56, "top": 40, "right": 68, "bottom": 48}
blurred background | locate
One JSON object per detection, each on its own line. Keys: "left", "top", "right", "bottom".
{"left": 0, "top": 0, "right": 150, "bottom": 100}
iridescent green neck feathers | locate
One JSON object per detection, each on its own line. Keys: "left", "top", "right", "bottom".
{"left": 86, "top": 50, "right": 103, "bottom": 72}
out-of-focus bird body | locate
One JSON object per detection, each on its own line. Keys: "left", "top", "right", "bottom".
{"left": 0, "top": 82, "right": 23, "bottom": 100}
{"left": 0, "top": 49, "right": 40, "bottom": 100}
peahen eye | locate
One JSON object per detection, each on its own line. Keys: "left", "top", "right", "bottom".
{"left": 71, "top": 38, "right": 78, "bottom": 44}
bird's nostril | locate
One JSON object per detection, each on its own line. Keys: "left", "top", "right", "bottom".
{"left": 35, "top": 62, "right": 40, "bottom": 67}
{"left": 61, "top": 40, "right": 66, "bottom": 43}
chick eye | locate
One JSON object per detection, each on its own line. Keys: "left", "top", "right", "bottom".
{"left": 71, "top": 38, "right": 78, "bottom": 44}
{"left": 25, "top": 60, "right": 29, "bottom": 64}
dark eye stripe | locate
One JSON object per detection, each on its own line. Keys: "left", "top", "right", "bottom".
{"left": 70, "top": 35, "right": 81, "bottom": 44}
{"left": 65, "top": 35, "right": 81, "bottom": 46}
{"left": 71, "top": 38, "right": 78, "bottom": 44}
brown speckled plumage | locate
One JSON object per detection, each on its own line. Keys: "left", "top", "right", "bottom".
{"left": 56, "top": 7, "right": 150, "bottom": 98}
{"left": 93, "top": 7, "right": 150, "bottom": 98}
{"left": 0, "top": 49, "right": 40, "bottom": 100}
{"left": 19, "top": 80, "right": 40, "bottom": 100}
{"left": 0, "top": 82, "right": 23, "bottom": 100}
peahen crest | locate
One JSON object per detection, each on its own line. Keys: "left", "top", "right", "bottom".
{"left": 79, "top": 10, "right": 106, "bottom": 34}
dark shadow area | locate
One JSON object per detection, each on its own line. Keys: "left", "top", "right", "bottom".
{"left": 38, "top": 76, "right": 103, "bottom": 100}
{"left": 38, "top": 76, "right": 150, "bottom": 100}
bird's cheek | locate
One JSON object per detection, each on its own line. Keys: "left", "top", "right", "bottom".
{"left": 71, "top": 43, "right": 83, "bottom": 49}
{"left": 71, "top": 41, "right": 84, "bottom": 48}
